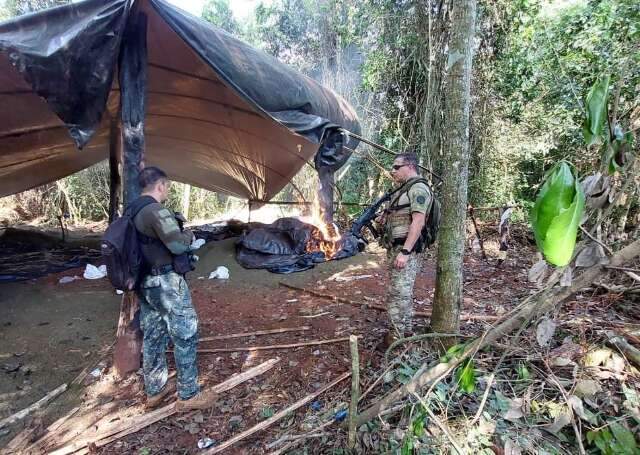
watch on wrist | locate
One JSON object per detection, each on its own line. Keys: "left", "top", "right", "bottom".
{"left": 400, "top": 248, "right": 411, "bottom": 255}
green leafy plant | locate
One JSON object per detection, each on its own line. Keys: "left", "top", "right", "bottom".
{"left": 455, "top": 359, "right": 477, "bottom": 394}
{"left": 583, "top": 75, "right": 611, "bottom": 146}
{"left": 587, "top": 422, "right": 640, "bottom": 455}
{"left": 530, "top": 161, "right": 585, "bottom": 266}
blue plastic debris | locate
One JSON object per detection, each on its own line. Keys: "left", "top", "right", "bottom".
{"left": 311, "top": 401, "right": 322, "bottom": 411}
{"left": 334, "top": 409, "right": 348, "bottom": 422}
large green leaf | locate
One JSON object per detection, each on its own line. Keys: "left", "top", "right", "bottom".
{"left": 542, "top": 177, "right": 585, "bottom": 266}
{"left": 582, "top": 75, "right": 611, "bottom": 146}
{"left": 531, "top": 162, "right": 577, "bottom": 252}
{"left": 531, "top": 161, "right": 585, "bottom": 266}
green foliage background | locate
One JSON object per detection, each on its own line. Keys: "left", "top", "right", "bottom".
{"left": 1, "top": 0, "right": 638, "bottom": 229}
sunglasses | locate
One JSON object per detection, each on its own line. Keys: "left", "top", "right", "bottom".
{"left": 391, "top": 164, "right": 408, "bottom": 171}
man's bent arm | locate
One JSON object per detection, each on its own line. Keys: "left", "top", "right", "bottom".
{"left": 150, "top": 208, "right": 194, "bottom": 255}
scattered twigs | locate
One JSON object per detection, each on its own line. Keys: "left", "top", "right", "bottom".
{"left": 0, "top": 383, "right": 67, "bottom": 430}
{"left": 267, "top": 419, "right": 336, "bottom": 455}
{"left": 605, "top": 330, "right": 640, "bottom": 368}
{"left": 542, "top": 358, "right": 586, "bottom": 455}
{"left": 279, "top": 282, "right": 499, "bottom": 321}
{"left": 359, "top": 346, "right": 411, "bottom": 405}
{"left": 195, "top": 337, "right": 352, "bottom": 353}
{"left": 580, "top": 226, "right": 614, "bottom": 255}
{"left": 49, "top": 359, "right": 279, "bottom": 455}
{"left": 384, "top": 333, "right": 461, "bottom": 365}
{"left": 348, "top": 335, "right": 360, "bottom": 450}
{"left": 470, "top": 373, "right": 494, "bottom": 426}
{"left": 204, "top": 372, "right": 351, "bottom": 454}
{"left": 199, "top": 326, "right": 311, "bottom": 342}
{"left": 411, "top": 392, "right": 464, "bottom": 454}
{"left": 605, "top": 265, "right": 640, "bottom": 274}
{"left": 353, "top": 238, "right": 640, "bottom": 426}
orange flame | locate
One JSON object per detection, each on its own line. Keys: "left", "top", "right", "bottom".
{"left": 301, "top": 192, "right": 342, "bottom": 259}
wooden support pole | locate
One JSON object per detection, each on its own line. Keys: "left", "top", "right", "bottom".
{"left": 108, "top": 118, "right": 122, "bottom": 223}
{"left": 347, "top": 335, "right": 360, "bottom": 449}
{"left": 119, "top": 10, "right": 147, "bottom": 207}
{"left": 468, "top": 206, "right": 487, "bottom": 260}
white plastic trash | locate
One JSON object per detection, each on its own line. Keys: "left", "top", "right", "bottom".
{"left": 59, "top": 276, "right": 80, "bottom": 284}
{"left": 83, "top": 264, "right": 107, "bottom": 280}
{"left": 208, "top": 266, "right": 230, "bottom": 280}
{"left": 191, "top": 238, "right": 206, "bottom": 250}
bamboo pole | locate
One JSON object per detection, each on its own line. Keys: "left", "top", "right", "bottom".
{"left": 0, "top": 384, "right": 67, "bottom": 430}
{"left": 196, "top": 337, "right": 352, "bottom": 353}
{"left": 199, "top": 326, "right": 311, "bottom": 342}
{"left": 279, "top": 282, "right": 499, "bottom": 321}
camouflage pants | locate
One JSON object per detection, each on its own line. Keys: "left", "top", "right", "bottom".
{"left": 386, "top": 246, "right": 422, "bottom": 337}
{"left": 139, "top": 271, "right": 199, "bottom": 400}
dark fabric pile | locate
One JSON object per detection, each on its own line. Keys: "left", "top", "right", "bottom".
{"left": 235, "top": 218, "right": 363, "bottom": 274}
{"left": 0, "top": 229, "right": 102, "bottom": 282}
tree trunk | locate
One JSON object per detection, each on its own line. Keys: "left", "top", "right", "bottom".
{"left": 431, "top": 0, "right": 476, "bottom": 344}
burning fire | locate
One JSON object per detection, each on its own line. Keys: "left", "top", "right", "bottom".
{"left": 300, "top": 193, "right": 342, "bottom": 259}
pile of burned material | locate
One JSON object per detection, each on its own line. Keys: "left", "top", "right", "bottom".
{"left": 235, "top": 217, "right": 363, "bottom": 273}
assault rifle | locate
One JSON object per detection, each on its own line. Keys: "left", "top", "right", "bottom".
{"left": 349, "top": 190, "right": 393, "bottom": 242}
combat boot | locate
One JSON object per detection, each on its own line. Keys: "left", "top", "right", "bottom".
{"left": 175, "top": 389, "right": 217, "bottom": 411}
{"left": 145, "top": 378, "right": 176, "bottom": 410}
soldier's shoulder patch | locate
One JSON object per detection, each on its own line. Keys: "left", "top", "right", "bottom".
{"left": 417, "top": 195, "right": 426, "bottom": 204}
{"left": 157, "top": 208, "right": 173, "bottom": 219}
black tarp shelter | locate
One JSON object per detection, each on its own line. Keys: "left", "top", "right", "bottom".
{"left": 0, "top": 0, "right": 359, "bottom": 203}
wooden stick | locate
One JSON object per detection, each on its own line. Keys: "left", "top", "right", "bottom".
{"left": 347, "top": 335, "right": 360, "bottom": 449}
{"left": 606, "top": 331, "right": 640, "bottom": 368}
{"left": 279, "top": 282, "right": 499, "bottom": 321}
{"left": 204, "top": 371, "right": 351, "bottom": 454}
{"left": 468, "top": 206, "right": 488, "bottom": 260}
{"left": 200, "top": 326, "right": 311, "bottom": 342}
{"left": 354, "top": 238, "right": 640, "bottom": 426}
{"left": 0, "top": 383, "right": 67, "bottom": 430}
{"left": 49, "top": 359, "right": 279, "bottom": 455}
{"left": 196, "top": 337, "right": 352, "bottom": 353}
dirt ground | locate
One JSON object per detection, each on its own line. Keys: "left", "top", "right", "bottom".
{"left": 0, "top": 232, "right": 537, "bottom": 453}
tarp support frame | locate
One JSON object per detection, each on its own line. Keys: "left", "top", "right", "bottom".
{"left": 119, "top": 10, "right": 148, "bottom": 207}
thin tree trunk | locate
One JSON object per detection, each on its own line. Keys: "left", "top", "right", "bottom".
{"left": 431, "top": 0, "right": 476, "bottom": 345}
{"left": 181, "top": 183, "right": 191, "bottom": 219}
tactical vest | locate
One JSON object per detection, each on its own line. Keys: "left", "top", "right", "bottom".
{"left": 383, "top": 177, "right": 431, "bottom": 249}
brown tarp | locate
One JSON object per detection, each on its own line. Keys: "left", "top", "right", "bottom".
{"left": 0, "top": 0, "right": 359, "bottom": 200}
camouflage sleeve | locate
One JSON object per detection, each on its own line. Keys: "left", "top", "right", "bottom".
{"left": 148, "top": 207, "right": 194, "bottom": 255}
{"left": 408, "top": 183, "right": 432, "bottom": 214}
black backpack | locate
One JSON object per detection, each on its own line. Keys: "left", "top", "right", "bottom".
{"left": 101, "top": 196, "right": 156, "bottom": 291}
{"left": 389, "top": 178, "right": 441, "bottom": 251}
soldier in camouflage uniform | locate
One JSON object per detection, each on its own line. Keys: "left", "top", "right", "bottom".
{"left": 132, "top": 167, "right": 205, "bottom": 410}
{"left": 382, "top": 153, "right": 432, "bottom": 341}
